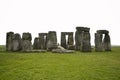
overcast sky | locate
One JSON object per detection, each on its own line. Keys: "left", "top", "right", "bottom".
{"left": 0, "top": 0, "right": 120, "bottom": 45}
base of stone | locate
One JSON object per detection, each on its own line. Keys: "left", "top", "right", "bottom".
{"left": 52, "top": 49, "right": 74, "bottom": 53}
{"left": 22, "top": 50, "right": 47, "bottom": 53}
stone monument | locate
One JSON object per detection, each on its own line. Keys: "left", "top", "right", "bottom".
{"left": 95, "top": 30, "right": 111, "bottom": 51}
{"left": 47, "top": 31, "right": 57, "bottom": 51}
{"left": 75, "top": 27, "right": 91, "bottom": 52}
{"left": 21, "top": 32, "right": 32, "bottom": 51}
{"left": 61, "top": 32, "right": 74, "bottom": 50}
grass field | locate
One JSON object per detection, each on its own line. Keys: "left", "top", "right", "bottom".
{"left": 0, "top": 46, "right": 120, "bottom": 80}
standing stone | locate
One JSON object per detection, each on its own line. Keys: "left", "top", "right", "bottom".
{"left": 61, "top": 32, "right": 67, "bottom": 49}
{"left": 6, "top": 32, "right": 14, "bottom": 51}
{"left": 75, "top": 30, "right": 82, "bottom": 50}
{"left": 47, "top": 31, "right": 57, "bottom": 51}
{"left": 81, "top": 32, "right": 91, "bottom": 52}
{"left": 67, "top": 33, "right": 74, "bottom": 50}
{"left": 22, "top": 32, "right": 32, "bottom": 51}
{"left": 33, "top": 37, "right": 40, "bottom": 49}
{"left": 95, "top": 30, "right": 111, "bottom": 52}
{"left": 95, "top": 33, "right": 103, "bottom": 51}
{"left": 61, "top": 32, "right": 74, "bottom": 50}
{"left": 103, "top": 34, "right": 111, "bottom": 51}
{"left": 39, "top": 33, "right": 47, "bottom": 49}
{"left": 75, "top": 27, "right": 91, "bottom": 52}
{"left": 12, "top": 33, "right": 22, "bottom": 51}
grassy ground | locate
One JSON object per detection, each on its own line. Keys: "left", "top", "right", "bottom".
{"left": 0, "top": 46, "right": 120, "bottom": 80}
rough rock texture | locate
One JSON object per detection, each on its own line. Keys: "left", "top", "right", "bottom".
{"left": 22, "top": 33, "right": 32, "bottom": 51}
{"left": 95, "top": 30, "right": 111, "bottom": 52}
{"left": 33, "top": 37, "right": 40, "bottom": 49}
{"left": 39, "top": 33, "right": 47, "bottom": 49}
{"left": 47, "top": 31, "right": 57, "bottom": 51}
{"left": 12, "top": 33, "right": 22, "bottom": 51}
{"left": 52, "top": 45, "right": 75, "bottom": 53}
{"left": 75, "top": 27, "right": 91, "bottom": 52}
{"left": 81, "top": 32, "right": 91, "bottom": 52}
{"left": 61, "top": 32, "right": 74, "bottom": 50}
{"left": 6, "top": 32, "right": 14, "bottom": 51}
{"left": 95, "top": 33, "right": 103, "bottom": 51}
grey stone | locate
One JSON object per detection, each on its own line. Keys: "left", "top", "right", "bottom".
{"left": 61, "top": 32, "right": 74, "bottom": 50}
{"left": 95, "top": 33, "right": 103, "bottom": 51}
{"left": 33, "top": 37, "right": 40, "bottom": 49}
{"left": 103, "top": 34, "right": 111, "bottom": 51}
{"left": 39, "top": 33, "right": 47, "bottom": 49}
{"left": 22, "top": 32, "right": 32, "bottom": 51}
{"left": 6, "top": 32, "right": 14, "bottom": 51}
{"left": 12, "top": 33, "right": 22, "bottom": 51}
{"left": 95, "top": 30, "right": 111, "bottom": 52}
{"left": 47, "top": 31, "right": 57, "bottom": 51}
{"left": 52, "top": 45, "right": 75, "bottom": 53}
{"left": 24, "top": 50, "right": 46, "bottom": 53}
{"left": 81, "top": 32, "right": 91, "bottom": 52}
{"left": 75, "top": 27, "right": 91, "bottom": 52}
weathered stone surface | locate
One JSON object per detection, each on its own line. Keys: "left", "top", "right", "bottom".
{"left": 33, "top": 37, "right": 40, "bottom": 49}
{"left": 23, "top": 50, "right": 46, "bottom": 53}
{"left": 103, "top": 34, "right": 111, "bottom": 51}
{"left": 12, "top": 33, "right": 22, "bottom": 51}
{"left": 75, "top": 31, "right": 83, "bottom": 50}
{"left": 81, "top": 32, "right": 91, "bottom": 52}
{"left": 95, "top": 33, "right": 103, "bottom": 51}
{"left": 97, "top": 30, "right": 109, "bottom": 34}
{"left": 6, "top": 32, "right": 14, "bottom": 51}
{"left": 22, "top": 33, "right": 32, "bottom": 41}
{"left": 61, "top": 32, "right": 67, "bottom": 48}
{"left": 39, "top": 33, "right": 47, "bottom": 49}
{"left": 22, "top": 33, "right": 32, "bottom": 51}
{"left": 61, "top": 32, "right": 74, "bottom": 50}
{"left": 75, "top": 27, "right": 91, "bottom": 52}
{"left": 52, "top": 45, "right": 75, "bottom": 53}
{"left": 95, "top": 30, "right": 111, "bottom": 52}
{"left": 68, "top": 33, "right": 74, "bottom": 50}
{"left": 76, "top": 26, "right": 90, "bottom": 32}
{"left": 47, "top": 31, "right": 57, "bottom": 51}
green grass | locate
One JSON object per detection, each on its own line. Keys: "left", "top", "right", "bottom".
{"left": 0, "top": 46, "right": 120, "bottom": 80}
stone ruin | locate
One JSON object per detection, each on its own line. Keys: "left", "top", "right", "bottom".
{"left": 6, "top": 27, "right": 111, "bottom": 53}
{"left": 39, "top": 33, "right": 47, "bottom": 50}
{"left": 6, "top": 32, "right": 32, "bottom": 52}
{"left": 75, "top": 27, "right": 91, "bottom": 52}
{"left": 47, "top": 31, "right": 58, "bottom": 51}
{"left": 61, "top": 32, "right": 74, "bottom": 50}
{"left": 33, "top": 33, "right": 47, "bottom": 50}
{"left": 22, "top": 33, "right": 32, "bottom": 51}
{"left": 33, "top": 37, "right": 40, "bottom": 49}
{"left": 95, "top": 30, "right": 111, "bottom": 52}
{"left": 6, "top": 32, "right": 22, "bottom": 51}
{"left": 6, "top": 32, "right": 14, "bottom": 51}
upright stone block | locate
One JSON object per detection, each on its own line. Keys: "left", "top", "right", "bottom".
{"left": 81, "top": 32, "right": 91, "bottom": 52}
{"left": 47, "top": 31, "right": 57, "bottom": 51}
{"left": 61, "top": 32, "right": 67, "bottom": 49}
{"left": 95, "top": 33, "right": 103, "bottom": 51}
{"left": 103, "top": 34, "right": 111, "bottom": 51}
{"left": 6, "top": 32, "right": 14, "bottom": 51}
{"left": 33, "top": 37, "right": 40, "bottom": 49}
{"left": 95, "top": 30, "right": 111, "bottom": 52}
{"left": 61, "top": 32, "right": 74, "bottom": 50}
{"left": 39, "top": 33, "right": 47, "bottom": 49}
{"left": 12, "top": 33, "right": 22, "bottom": 51}
{"left": 75, "top": 26, "right": 91, "bottom": 52}
{"left": 22, "top": 32, "right": 32, "bottom": 51}
{"left": 75, "top": 30, "right": 83, "bottom": 50}
{"left": 68, "top": 33, "right": 74, "bottom": 50}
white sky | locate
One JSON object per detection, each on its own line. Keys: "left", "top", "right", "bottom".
{"left": 0, "top": 0, "right": 120, "bottom": 45}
